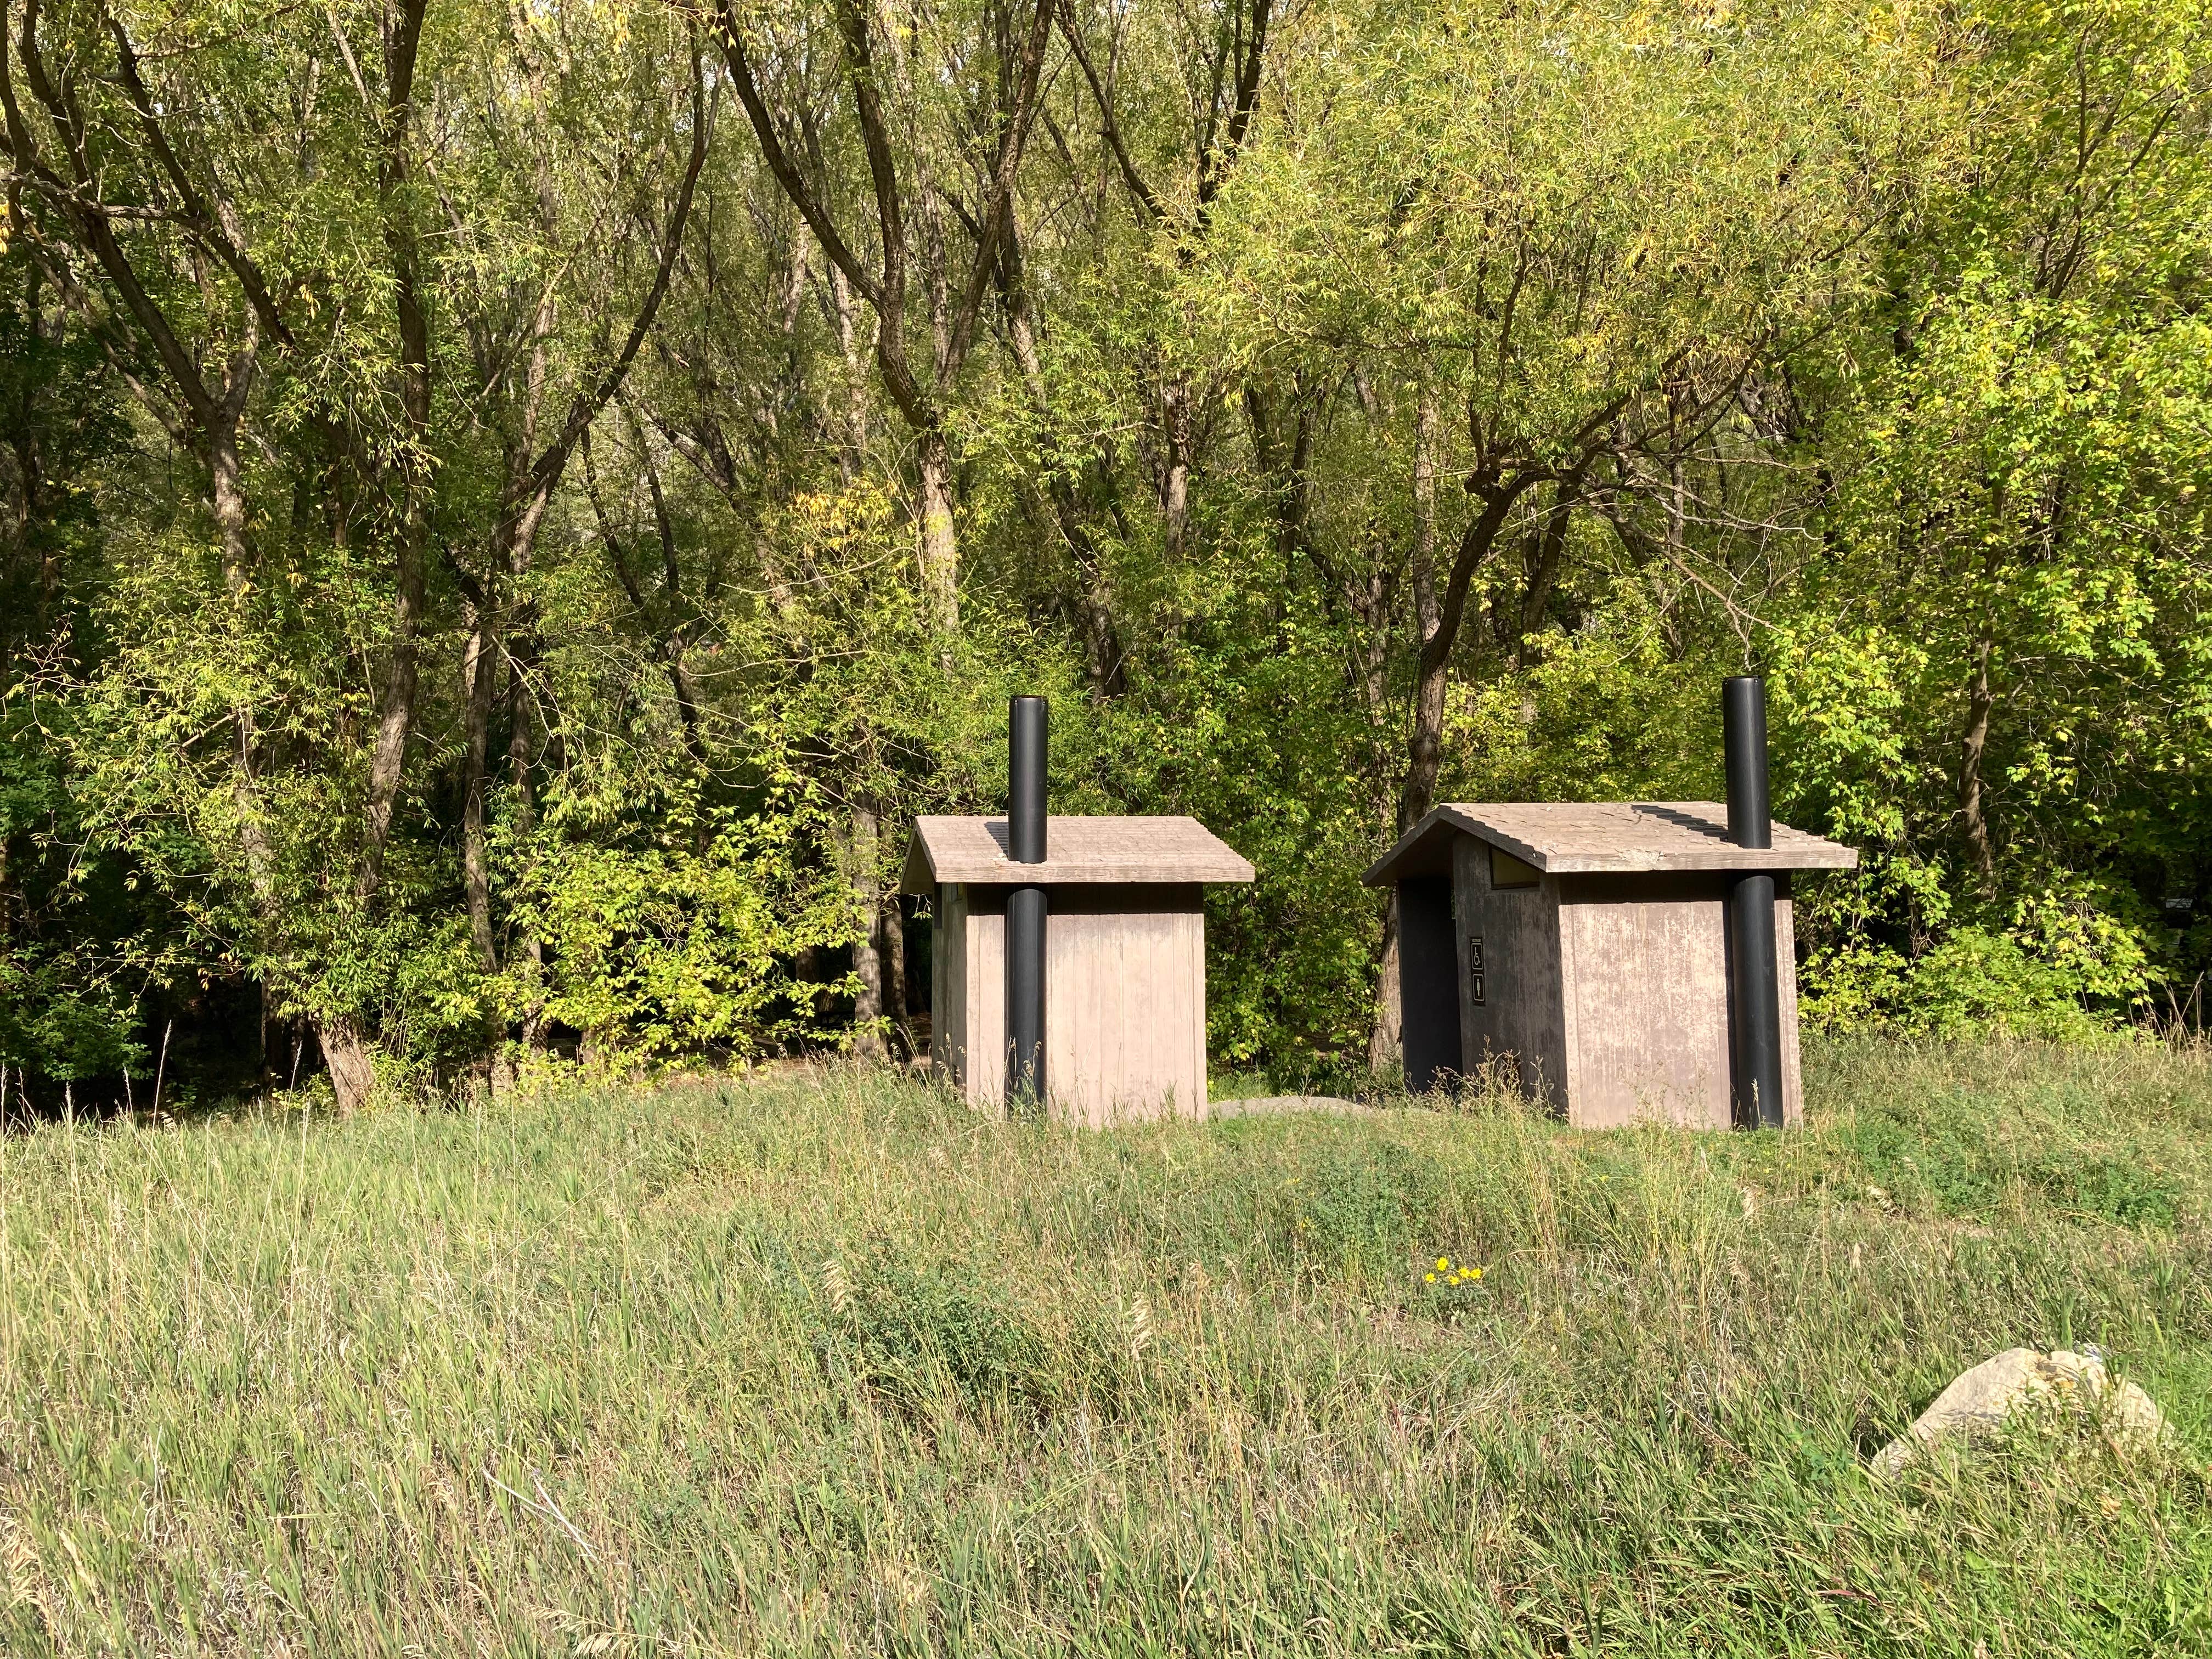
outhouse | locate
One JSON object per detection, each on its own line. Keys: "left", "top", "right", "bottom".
{"left": 902, "top": 702, "right": 1253, "bottom": 1124}
{"left": 1363, "top": 799, "right": 1856, "bottom": 1126}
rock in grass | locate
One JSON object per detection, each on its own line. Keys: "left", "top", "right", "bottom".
{"left": 1871, "top": 1347, "right": 2171, "bottom": 1478}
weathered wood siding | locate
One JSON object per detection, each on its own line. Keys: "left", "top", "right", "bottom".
{"left": 1453, "top": 835, "right": 1568, "bottom": 1104}
{"left": 1775, "top": 881, "right": 1804, "bottom": 1124}
{"left": 1043, "top": 885, "right": 1208, "bottom": 1124}
{"left": 933, "top": 883, "right": 1209, "bottom": 1122}
{"left": 931, "top": 883, "right": 960, "bottom": 1076}
{"left": 1433, "top": 842, "right": 1807, "bottom": 1128}
{"left": 1555, "top": 871, "right": 1805, "bottom": 1129}
{"left": 1558, "top": 873, "right": 1734, "bottom": 1127}
{"left": 934, "top": 883, "right": 1007, "bottom": 1103}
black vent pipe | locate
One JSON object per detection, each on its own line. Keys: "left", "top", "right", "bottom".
{"left": 1723, "top": 676, "right": 1785, "bottom": 1128}
{"left": 1006, "top": 696, "right": 1048, "bottom": 1107}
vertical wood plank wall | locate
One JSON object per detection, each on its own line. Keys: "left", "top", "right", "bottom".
{"left": 1774, "top": 882, "right": 1804, "bottom": 1125}
{"left": 1444, "top": 839, "right": 1808, "bottom": 1127}
{"left": 931, "top": 882, "right": 964, "bottom": 1078}
{"left": 1453, "top": 836, "right": 1569, "bottom": 1103}
{"left": 961, "top": 887, "right": 1008, "bottom": 1103}
{"left": 936, "top": 883, "right": 1208, "bottom": 1122}
{"left": 1043, "top": 885, "right": 1207, "bottom": 1124}
{"left": 1558, "top": 873, "right": 1734, "bottom": 1127}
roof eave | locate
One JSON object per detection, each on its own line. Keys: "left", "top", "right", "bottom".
{"left": 919, "top": 861, "right": 1256, "bottom": 886}
{"left": 1362, "top": 808, "right": 1504, "bottom": 886}
{"left": 898, "top": 835, "right": 938, "bottom": 896}
{"left": 1365, "top": 803, "right": 1861, "bottom": 883}
{"left": 899, "top": 819, "right": 1257, "bottom": 891}
{"left": 1542, "top": 850, "right": 1862, "bottom": 873}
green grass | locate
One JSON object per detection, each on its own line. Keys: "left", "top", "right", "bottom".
{"left": 0, "top": 1037, "right": 2205, "bottom": 1655}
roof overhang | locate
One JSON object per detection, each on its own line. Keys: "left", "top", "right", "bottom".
{"left": 1362, "top": 802, "right": 1859, "bottom": 885}
{"left": 901, "top": 815, "right": 1256, "bottom": 894}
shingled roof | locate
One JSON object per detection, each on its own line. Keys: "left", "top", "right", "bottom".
{"left": 901, "top": 815, "right": 1255, "bottom": 893}
{"left": 1362, "top": 802, "right": 1858, "bottom": 885}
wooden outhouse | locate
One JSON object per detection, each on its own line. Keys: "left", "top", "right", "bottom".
{"left": 901, "top": 815, "right": 1254, "bottom": 1123}
{"left": 1363, "top": 802, "right": 1857, "bottom": 1127}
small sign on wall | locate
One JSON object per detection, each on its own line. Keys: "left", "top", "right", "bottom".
{"left": 1468, "top": 934, "right": 1485, "bottom": 1005}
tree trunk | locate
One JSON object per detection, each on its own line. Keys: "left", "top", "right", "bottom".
{"left": 360, "top": 4, "right": 432, "bottom": 907}
{"left": 500, "top": 427, "right": 555, "bottom": 1053}
{"left": 208, "top": 405, "right": 255, "bottom": 588}
{"left": 1368, "top": 383, "right": 1440, "bottom": 1073}
{"left": 645, "top": 460, "right": 708, "bottom": 763}
{"left": 461, "top": 616, "right": 500, "bottom": 970}
{"left": 321, "top": 1014, "right": 377, "bottom": 1114}
{"left": 1959, "top": 620, "right": 1996, "bottom": 886}
{"left": 916, "top": 427, "right": 960, "bottom": 630}
{"left": 828, "top": 260, "right": 869, "bottom": 484}
{"left": 505, "top": 637, "right": 549, "bottom": 1051}
{"left": 207, "top": 395, "right": 285, "bottom": 961}
{"left": 1344, "top": 575, "right": 1400, "bottom": 1076}
{"left": 1398, "top": 471, "right": 1531, "bottom": 837}
{"left": 1161, "top": 374, "right": 1193, "bottom": 560}
{"left": 846, "top": 805, "right": 886, "bottom": 1058}
{"left": 358, "top": 492, "right": 426, "bottom": 903}
{"left": 1367, "top": 893, "right": 1402, "bottom": 1076}
{"left": 882, "top": 893, "right": 910, "bottom": 1058}
{"left": 1398, "top": 628, "right": 1455, "bottom": 838}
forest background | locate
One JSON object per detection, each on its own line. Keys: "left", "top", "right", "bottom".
{"left": 0, "top": 0, "right": 2205, "bottom": 1111}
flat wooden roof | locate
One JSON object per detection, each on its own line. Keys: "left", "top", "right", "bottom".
{"left": 901, "top": 815, "right": 1256, "bottom": 892}
{"left": 1362, "top": 801, "right": 1858, "bottom": 884}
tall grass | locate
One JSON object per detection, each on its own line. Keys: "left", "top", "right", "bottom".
{"left": 0, "top": 1037, "right": 2203, "bottom": 1654}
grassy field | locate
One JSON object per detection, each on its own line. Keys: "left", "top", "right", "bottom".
{"left": 0, "top": 1040, "right": 2204, "bottom": 1656}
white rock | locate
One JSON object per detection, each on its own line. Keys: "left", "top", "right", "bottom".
{"left": 1871, "top": 1346, "right": 2171, "bottom": 1478}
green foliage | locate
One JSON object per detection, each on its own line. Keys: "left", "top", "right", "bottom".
{"left": 0, "top": 249, "right": 143, "bottom": 1085}
{"left": 1796, "top": 1037, "right": 2200, "bottom": 1224}
{"left": 1807, "top": 922, "right": 2145, "bottom": 1043}
{"left": 0, "top": 0, "right": 2208, "bottom": 1095}
{"left": 517, "top": 778, "right": 849, "bottom": 1063}
{"left": 1274, "top": 1136, "right": 1443, "bottom": 1277}
{"left": 0, "top": 705, "right": 136, "bottom": 1081}
{"left": 1776, "top": 0, "right": 2212, "bottom": 1034}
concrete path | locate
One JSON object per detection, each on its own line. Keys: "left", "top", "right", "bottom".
{"left": 1206, "top": 1093, "right": 1379, "bottom": 1118}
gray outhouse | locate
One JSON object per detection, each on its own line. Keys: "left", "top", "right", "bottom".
{"left": 900, "top": 815, "right": 1254, "bottom": 1123}
{"left": 1363, "top": 802, "right": 1857, "bottom": 1127}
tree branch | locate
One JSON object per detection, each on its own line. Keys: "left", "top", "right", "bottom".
{"left": 517, "top": 33, "right": 710, "bottom": 510}
{"left": 710, "top": 0, "right": 881, "bottom": 315}
{"left": 1057, "top": 7, "right": 1162, "bottom": 222}
{"left": 5, "top": 0, "right": 219, "bottom": 427}
{"left": 827, "top": 0, "right": 922, "bottom": 413}
{"left": 945, "top": 0, "right": 1057, "bottom": 372}
{"left": 1422, "top": 467, "right": 1548, "bottom": 679}
{"left": 1198, "top": 0, "right": 1269, "bottom": 216}
{"left": 108, "top": 17, "right": 295, "bottom": 349}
